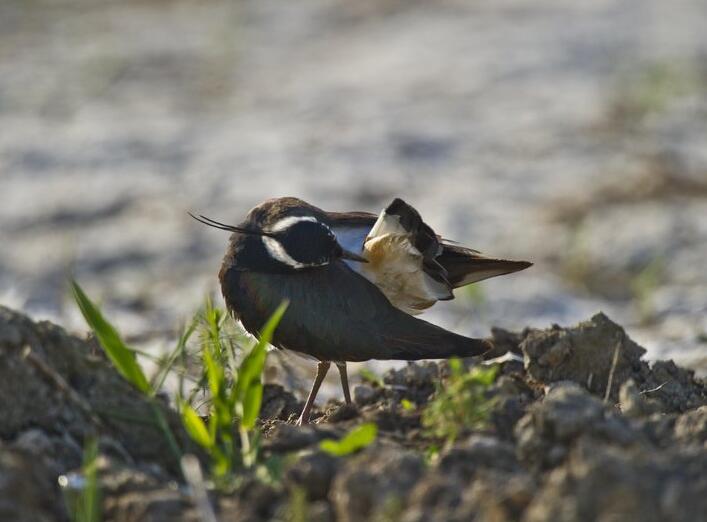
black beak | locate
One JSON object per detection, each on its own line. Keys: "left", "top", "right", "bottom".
{"left": 340, "top": 248, "right": 368, "bottom": 263}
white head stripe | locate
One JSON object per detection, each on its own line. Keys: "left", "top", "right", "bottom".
{"left": 261, "top": 236, "right": 328, "bottom": 270}
{"left": 268, "top": 215, "right": 319, "bottom": 233}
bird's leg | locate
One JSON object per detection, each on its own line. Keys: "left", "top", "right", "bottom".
{"left": 336, "top": 362, "right": 352, "bottom": 405}
{"left": 297, "top": 361, "right": 331, "bottom": 425}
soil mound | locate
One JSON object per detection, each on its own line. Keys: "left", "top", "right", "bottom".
{"left": 0, "top": 306, "right": 705, "bottom": 521}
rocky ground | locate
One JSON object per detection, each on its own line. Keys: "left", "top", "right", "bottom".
{"left": 2, "top": 306, "right": 705, "bottom": 522}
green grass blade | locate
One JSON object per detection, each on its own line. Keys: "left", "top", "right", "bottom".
{"left": 201, "top": 296, "right": 226, "bottom": 356}
{"left": 152, "top": 318, "right": 198, "bottom": 392}
{"left": 71, "top": 280, "right": 151, "bottom": 395}
{"left": 180, "top": 402, "right": 212, "bottom": 449}
{"left": 258, "top": 301, "right": 289, "bottom": 344}
{"left": 203, "top": 342, "right": 224, "bottom": 399}
{"left": 210, "top": 446, "right": 230, "bottom": 479}
{"left": 77, "top": 437, "right": 101, "bottom": 522}
{"left": 234, "top": 301, "right": 288, "bottom": 411}
{"left": 320, "top": 423, "right": 377, "bottom": 457}
{"left": 235, "top": 340, "right": 266, "bottom": 424}
{"left": 240, "top": 380, "right": 263, "bottom": 430}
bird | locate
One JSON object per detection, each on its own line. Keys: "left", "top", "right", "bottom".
{"left": 190, "top": 197, "right": 531, "bottom": 425}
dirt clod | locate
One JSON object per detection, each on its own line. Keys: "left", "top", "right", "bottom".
{"left": 285, "top": 452, "right": 339, "bottom": 501}
{"left": 331, "top": 448, "right": 424, "bottom": 522}
{"left": 521, "top": 313, "right": 645, "bottom": 400}
{"left": 353, "top": 384, "right": 377, "bottom": 406}
{"left": 515, "top": 382, "right": 639, "bottom": 470}
{"left": 673, "top": 405, "right": 707, "bottom": 446}
{"left": 524, "top": 441, "right": 707, "bottom": 522}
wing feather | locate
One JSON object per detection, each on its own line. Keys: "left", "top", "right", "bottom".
{"left": 222, "top": 261, "right": 489, "bottom": 362}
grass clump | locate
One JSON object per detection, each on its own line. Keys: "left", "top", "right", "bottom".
{"left": 180, "top": 298, "right": 288, "bottom": 482}
{"left": 71, "top": 279, "right": 287, "bottom": 488}
{"left": 421, "top": 359, "right": 498, "bottom": 446}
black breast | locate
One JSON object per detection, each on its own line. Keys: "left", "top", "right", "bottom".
{"left": 219, "top": 263, "right": 372, "bottom": 360}
{"left": 220, "top": 258, "right": 393, "bottom": 361}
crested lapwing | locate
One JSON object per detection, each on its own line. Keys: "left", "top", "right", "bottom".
{"left": 191, "top": 197, "right": 531, "bottom": 424}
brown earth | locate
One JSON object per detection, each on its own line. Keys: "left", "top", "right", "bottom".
{"left": 1, "top": 306, "right": 705, "bottom": 521}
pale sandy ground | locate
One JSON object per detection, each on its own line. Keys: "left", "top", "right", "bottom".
{"left": 1, "top": 0, "right": 706, "bottom": 394}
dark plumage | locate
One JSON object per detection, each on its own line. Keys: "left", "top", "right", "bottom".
{"left": 220, "top": 261, "right": 490, "bottom": 363}
{"left": 192, "top": 196, "right": 532, "bottom": 424}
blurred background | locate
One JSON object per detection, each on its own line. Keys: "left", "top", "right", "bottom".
{"left": 1, "top": 0, "right": 706, "bottom": 381}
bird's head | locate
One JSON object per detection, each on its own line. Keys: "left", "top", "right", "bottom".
{"left": 189, "top": 212, "right": 367, "bottom": 271}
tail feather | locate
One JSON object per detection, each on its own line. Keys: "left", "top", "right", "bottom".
{"left": 438, "top": 244, "right": 532, "bottom": 288}
{"left": 383, "top": 333, "right": 492, "bottom": 361}
{"left": 378, "top": 313, "right": 493, "bottom": 361}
